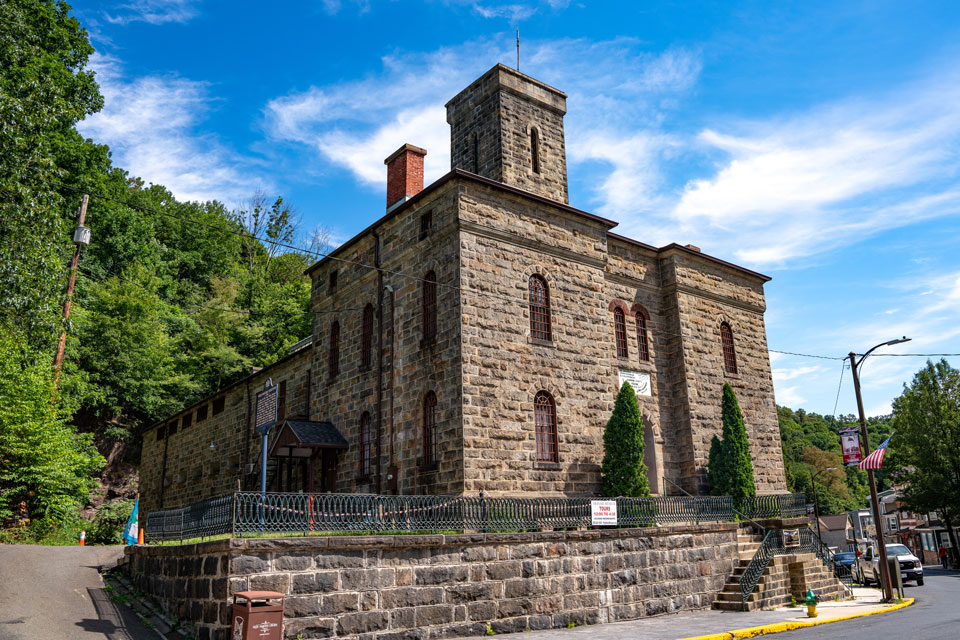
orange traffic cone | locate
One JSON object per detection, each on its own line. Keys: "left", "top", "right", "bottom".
{"left": 137, "top": 527, "right": 144, "bottom": 545}
{"left": 79, "top": 530, "right": 86, "bottom": 546}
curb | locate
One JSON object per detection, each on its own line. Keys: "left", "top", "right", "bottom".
{"left": 677, "top": 598, "right": 914, "bottom": 640}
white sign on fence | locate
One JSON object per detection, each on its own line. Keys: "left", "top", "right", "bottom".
{"left": 591, "top": 500, "right": 618, "bottom": 526}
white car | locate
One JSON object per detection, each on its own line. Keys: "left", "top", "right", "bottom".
{"left": 857, "top": 543, "right": 924, "bottom": 586}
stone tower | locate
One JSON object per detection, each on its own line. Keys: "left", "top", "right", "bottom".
{"left": 445, "top": 64, "right": 569, "bottom": 204}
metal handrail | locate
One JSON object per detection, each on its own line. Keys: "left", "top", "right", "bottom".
{"left": 738, "top": 529, "right": 780, "bottom": 608}
{"left": 662, "top": 476, "right": 769, "bottom": 533}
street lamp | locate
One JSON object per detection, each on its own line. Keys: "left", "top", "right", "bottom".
{"left": 849, "top": 336, "right": 911, "bottom": 602}
{"left": 811, "top": 467, "right": 837, "bottom": 543}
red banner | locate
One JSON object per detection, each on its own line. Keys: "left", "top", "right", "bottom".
{"left": 840, "top": 427, "right": 863, "bottom": 466}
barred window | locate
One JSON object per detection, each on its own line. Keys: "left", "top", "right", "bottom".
{"left": 278, "top": 380, "right": 287, "bottom": 421}
{"left": 212, "top": 396, "right": 225, "bottom": 415}
{"left": 422, "top": 271, "right": 437, "bottom": 342}
{"left": 531, "top": 127, "right": 541, "bottom": 174}
{"left": 329, "top": 269, "right": 338, "bottom": 293}
{"left": 329, "top": 321, "right": 340, "bottom": 379}
{"left": 534, "top": 391, "right": 558, "bottom": 463}
{"left": 361, "top": 304, "right": 374, "bottom": 367}
{"left": 636, "top": 311, "right": 650, "bottom": 362}
{"left": 196, "top": 404, "right": 208, "bottom": 422}
{"left": 157, "top": 426, "right": 166, "bottom": 441}
{"left": 167, "top": 420, "right": 178, "bottom": 437}
{"left": 529, "top": 275, "right": 552, "bottom": 341}
{"left": 422, "top": 391, "right": 438, "bottom": 466}
{"left": 721, "top": 322, "right": 738, "bottom": 374}
{"left": 614, "top": 307, "right": 628, "bottom": 358}
{"left": 182, "top": 412, "right": 192, "bottom": 429}
{"left": 359, "top": 411, "right": 371, "bottom": 478}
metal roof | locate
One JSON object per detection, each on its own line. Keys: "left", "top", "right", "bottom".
{"left": 283, "top": 420, "right": 348, "bottom": 448}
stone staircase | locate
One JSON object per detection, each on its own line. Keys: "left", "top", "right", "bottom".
{"left": 712, "top": 527, "right": 852, "bottom": 612}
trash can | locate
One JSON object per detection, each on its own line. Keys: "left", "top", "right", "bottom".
{"left": 231, "top": 591, "right": 284, "bottom": 640}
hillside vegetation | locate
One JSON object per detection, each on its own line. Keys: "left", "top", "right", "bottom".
{"left": 1, "top": 0, "right": 324, "bottom": 543}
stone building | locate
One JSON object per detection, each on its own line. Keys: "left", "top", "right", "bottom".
{"left": 139, "top": 64, "right": 786, "bottom": 514}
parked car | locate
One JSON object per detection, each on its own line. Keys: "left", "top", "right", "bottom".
{"left": 833, "top": 551, "right": 857, "bottom": 570}
{"left": 856, "top": 543, "right": 924, "bottom": 586}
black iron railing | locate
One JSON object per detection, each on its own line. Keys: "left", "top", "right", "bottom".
{"left": 144, "top": 491, "right": 807, "bottom": 542}
{"left": 738, "top": 526, "right": 852, "bottom": 607}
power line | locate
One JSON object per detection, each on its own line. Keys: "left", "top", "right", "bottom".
{"left": 860, "top": 353, "right": 960, "bottom": 358}
{"left": 78, "top": 263, "right": 362, "bottom": 318}
{"left": 768, "top": 349, "right": 845, "bottom": 360}
{"left": 831, "top": 361, "right": 848, "bottom": 419}
{"left": 33, "top": 177, "right": 849, "bottom": 359}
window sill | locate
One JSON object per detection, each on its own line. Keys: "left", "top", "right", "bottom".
{"left": 359, "top": 363, "right": 373, "bottom": 373}
{"left": 417, "top": 461, "right": 439, "bottom": 473}
{"left": 420, "top": 337, "right": 437, "bottom": 350}
{"left": 527, "top": 337, "right": 555, "bottom": 348}
{"left": 723, "top": 370, "right": 741, "bottom": 380}
{"left": 356, "top": 475, "right": 372, "bottom": 483}
{"left": 534, "top": 461, "right": 561, "bottom": 470}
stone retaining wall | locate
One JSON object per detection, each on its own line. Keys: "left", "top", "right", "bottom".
{"left": 124, "top": 523, "right": 739, "bottom": 640}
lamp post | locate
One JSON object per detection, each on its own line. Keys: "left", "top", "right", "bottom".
{"left": 849, "top": 336, "right": 910, "bottom": 602}
{"left": 811, "top": 467, "right": 837, "bottom": 543}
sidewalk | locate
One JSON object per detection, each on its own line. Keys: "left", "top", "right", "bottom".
{"left": 467, "top": 587, "right": 912, "bottom": 640}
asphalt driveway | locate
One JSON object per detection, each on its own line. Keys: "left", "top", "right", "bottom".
{"left": 0, "top": 545, "right": 160, "bottom": 640}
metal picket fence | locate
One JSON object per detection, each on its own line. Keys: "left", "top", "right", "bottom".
{"left": 144, "top": 491, "right": 807, "bottom": 542}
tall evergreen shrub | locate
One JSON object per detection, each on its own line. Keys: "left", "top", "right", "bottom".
{"left": 707, "top": 383, "right": 756, "bottom": 499}
{"left": 601, "top": 382, "right": 650, "bottom": 497}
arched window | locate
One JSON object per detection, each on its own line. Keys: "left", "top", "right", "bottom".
{"left": 361, "top": 304, "right": 374, "bottom": 368}
{"left": 534, "top": 391, "right": 558, "bottom": 463}
{"left": 359, "top": 411, "right": 371, "bottom": 478}
{"left": 636, "top": 311, "right": 650, "bottom": 362}
{"left": 422, "top": 271, "right": 437, "bottom": 342}
{"left": 530, "top": 127, "right": 541, "bottom": 174}
{"left": 721, "top": 322, "right": 738, "bottom": 374}
{"left": 529, "top": 275, "right": 551, "bottom": 341}
{"left": 422, "top": 391, "right": 438, "bottom": 466}
{"left": 328, "top": 321, "right": 340, "bottom": 379}
{"left": 614, "top": 307, "right": 628, "bottom": 358}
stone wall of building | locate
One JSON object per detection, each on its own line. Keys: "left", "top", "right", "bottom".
{"left": 308, "top": 184, "right": 464, "bottom": 496}
{"left": 124, "top": 523, "right": 740, "bottom": 640}
{"left": 447, "top": 65, "right": 569, "bottom": 204}
{"left": 660, "top": 250, "right": 786, "bottom": 494}
{"left": 140, "top": 349, "right": 312, "bottom": 514}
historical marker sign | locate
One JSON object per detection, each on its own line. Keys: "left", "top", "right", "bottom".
{"left": 618, "top": 370, "right": 651, "bottom": 396}
{"left": 255, "top": 379, "right": 279, "bottom": 435}
{"left": 591, "top": 500, "right": 618, "bottom": 526}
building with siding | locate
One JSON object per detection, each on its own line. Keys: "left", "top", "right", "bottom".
{"left": 139, "top": 64, "right": 786, "bottom": 513}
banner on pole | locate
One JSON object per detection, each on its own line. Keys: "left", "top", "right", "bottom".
{"left": 840, "top": 427, "right": 864, "bottom": 466}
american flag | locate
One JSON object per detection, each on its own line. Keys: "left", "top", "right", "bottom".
{"left": 859, "top": 434, "right": 892, "bottom": 470}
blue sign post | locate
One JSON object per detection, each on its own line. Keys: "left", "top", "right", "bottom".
{"left": 254, "top": 378, "right": 279, "bottom": 529}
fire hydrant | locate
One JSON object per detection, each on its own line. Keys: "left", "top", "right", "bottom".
{"left": 805, "top": 589, "right": 819, "bottom": 618}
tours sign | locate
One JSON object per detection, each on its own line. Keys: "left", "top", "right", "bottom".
{"left": 618, "top": 370, "right": 652, "bottom": 396}
{"left": 591, "top": 500, "right": 618, "bottom": 526}
{"left": 839, "top": 427, "right": 864, "bottom": 466}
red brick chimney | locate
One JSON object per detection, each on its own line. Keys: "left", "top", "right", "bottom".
{"left": 384, "top": 144, "right": 427, "bottom": 212}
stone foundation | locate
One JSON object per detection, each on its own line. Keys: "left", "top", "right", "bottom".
{"left": 124, "top": 523, "right": 740, "bottom": 639}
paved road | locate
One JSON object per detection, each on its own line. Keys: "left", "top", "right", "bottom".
{"left": 0, "top": 545, "right": 160, "bottom": 640}
{"left": 772, "top": 568, "right": 960, "bottom": 640}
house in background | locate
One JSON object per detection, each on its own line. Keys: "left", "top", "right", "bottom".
{"left": 814, "top": 513, "right": 854, "bottom": 552}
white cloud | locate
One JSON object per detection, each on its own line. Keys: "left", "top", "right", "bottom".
{"left": 664, "top": 80, "right": 960, "bottom": 265}
{"left": 776, "top": 385, "right": 807, "bottom": 408}
{"left": 79, "top": 54, "right": 268, "bottom": 204}
{"left": 472, "top": 3, "right": 537, "bottom": 21}
{"left": 772, "top": 365, "right": 825, "bottom": 382}
{"left": 264, "top": 38, "right": 702, "bottom": 195}
{"left": 104, "top": 0, "right": 200, "bottom": 25}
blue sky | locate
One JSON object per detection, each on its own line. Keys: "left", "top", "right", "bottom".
{"left": 72, "top": 0, "right": 960, "bottom": 417}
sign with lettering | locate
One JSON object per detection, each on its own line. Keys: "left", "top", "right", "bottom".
{"left": 783, "top": 528, "right": 800, "bottom": 548}
{"left": 618, "top": 370, "right": 652, "bottom": 396}
{"left": 591, "top": 500, "right": 618, "bottom": 526}
{"left": 840, "top": 427, "right": 863, "bottom": 466}
{"left": 255, "top": 378, "right": 279, "bottom": 436}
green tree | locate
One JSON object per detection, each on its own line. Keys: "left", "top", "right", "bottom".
{"left": 0, "top": 0, "right": 103, "bottom": 345}
{"left": 0, "top": 331, "right": 104, "bottom": 528}
{"left": 889, "top": 359, "right": 960, "bottom": 564}
{"left": 708, "top": 383, "right": 756, "bottom": 499}
{"left": 601, "top": 382, "right": 649, "bottom": 497}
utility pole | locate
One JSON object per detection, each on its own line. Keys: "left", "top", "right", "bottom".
{"left": 53, "top": 194, "right": 91, "bottom": 390}
{"left": 848, "top": 337, "right": 909, "bottom": 602}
